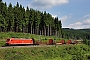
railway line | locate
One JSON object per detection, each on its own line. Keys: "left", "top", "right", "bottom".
{"left": 0, "top": 44, "right": 78, "bottom": 49}
{"left": 0, "top": 45, "right": 54, "bottom": 49}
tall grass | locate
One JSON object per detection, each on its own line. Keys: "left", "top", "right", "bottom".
{"left": 0, "top": 44, "right": 90, "bottom": 60}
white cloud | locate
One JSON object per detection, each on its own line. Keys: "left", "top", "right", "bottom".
{"left": 28, "top": 0, "right": 69, "bottom": 9}
{"left": 68, "top": 18, "right": 90, "bottom": 29}
{"left": 59, "top": 14, "right": 72, "bottom": 21}
{"left": 52, "top": 15, "right": 57, "bottom": 18}
{"left": 60, "top": 15, "right": 68, "bottom": 21}
{"left": 69, "top": 22, "right": 83, "bottom": 29}
{"left": 84, "top": 14, "right": 90, "bottom": 17}
{"left": 83, "top": 19, "right": 90, "bottom": 25}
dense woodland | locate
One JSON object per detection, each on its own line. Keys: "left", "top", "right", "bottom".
{"left": 0, "top": 0, "right": 62, "bottom": 37}
{"left": 62, "top": 28, "right": 90, "bottom": 40}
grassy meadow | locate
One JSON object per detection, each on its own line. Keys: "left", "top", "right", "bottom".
{"left": 0, "top": 32, "right": 90, "bottom": 60}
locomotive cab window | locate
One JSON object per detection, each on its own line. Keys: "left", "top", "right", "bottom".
{"left": 11, "top": 40, "right": 13, "bottom": 41}
{"left": 6, "top": 39, "right": 10, "bottom": 42}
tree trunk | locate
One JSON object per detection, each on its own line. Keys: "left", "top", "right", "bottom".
{"left": 44, "top": 25, "right": 46, "bottom": 36}
{"left": 40, "top": 30, "right": 41, "bottom": 35}
{"left": 33, "top": 26, "right": 34, "bottom": 34}
{"left": 26, "top": 25, "right": 28, "bottom": 33}
{"left": 50, "top": 25, "right": 52, "bottom": 36}
{"left": 16, "top": 25, "right": 18, "bottom": 32}
{"left": 22, "top": 24, "right": 24, "bottom": 33}
{"left": 42, "top": 29, "right": 43, "bottom": 35}
{"left": 44, "top": 27, "right": 46, "bottom": 36}
{"left": 36, "top": 27, "right": 39, "bottom": 35}
{"left": 31, "top": 25, "right": 33, "bottom": 34}
{"left": 0, "top": 27, "right": 1, "bottom": 32}
{"left": 48, "top": 25, "right": 50, "bottom": 36}
{"left": 56, "top": 30, "right": 57, "bottom": 37}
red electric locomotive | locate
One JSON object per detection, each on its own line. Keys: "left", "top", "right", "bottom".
{"left": 6, "top": 38, "right": 35, "bottom": 46}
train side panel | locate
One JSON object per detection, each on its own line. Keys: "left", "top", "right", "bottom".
{"left": 6, "top": 38, "right": 34, "bottom": 45}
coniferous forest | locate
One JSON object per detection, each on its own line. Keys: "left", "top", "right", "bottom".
{"left": 0, "top": 0, "right": 62, "bottom": 37}
{"left": 62, "top": 28, "right": 90, "bottom": 40}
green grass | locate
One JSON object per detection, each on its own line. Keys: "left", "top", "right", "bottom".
{"left": 0, "top": 32, "right": 89, "bottom": 60}
{"left": 0, "top": 44, "right": 90, "bottom": 60}
{"left": 0, "top": 32, "right": 65, "bottom": 46}
{"left": 0, "top": 32, "right": 62, "bottom": 40}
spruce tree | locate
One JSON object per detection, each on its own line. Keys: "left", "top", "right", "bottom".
{"left": 7, "top": 3, "right": 14, "bottom": 31}
{"left": 0, "top": 0, "right": 2, "bottom": 2}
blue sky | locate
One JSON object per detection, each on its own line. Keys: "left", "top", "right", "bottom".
{"left": 2, "top": 0, "right": 90, "bottom": 29}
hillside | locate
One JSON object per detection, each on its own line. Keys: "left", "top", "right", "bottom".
{"left": 0, "top": 32, "right": 90, "bottom": 60}
{"left": 62, "top": 28, "right": 90, "bottom": 40}
{"left": 0, "top": 44, "right": 90, "bottom": 60}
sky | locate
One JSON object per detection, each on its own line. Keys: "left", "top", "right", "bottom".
{"left": 2, "top": 0, "right": 90, "bottom": 29}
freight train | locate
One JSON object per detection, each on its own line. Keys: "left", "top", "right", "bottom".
{"left": 6, "top": 38, "right": 78, "bottom": 46}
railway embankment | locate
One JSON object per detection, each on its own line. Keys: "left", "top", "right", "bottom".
{"left": 0, "top": 44, "right": 90, "bottom": 60}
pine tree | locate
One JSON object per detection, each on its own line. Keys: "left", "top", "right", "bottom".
{"left": 58, "top": 20, "right": 62, "bottom": 37}
{"left": 34, "top": 10, "right": 41, "bottom": 35}
{"left": 21, "top": 7, "right": 25, "bottom": 32}
{"left": 0, "top": 14, "right": 5, "bottom": 32}
{"left": 47, "top": 13, "right": 54, "bottom": 36}
{"left": 29, "top": 8, "right": 34, "bottom": 34}
{"left": 0, "top": 2, "right": 8, "bottom": 31}
{"left": 0, "top": 0, "right": 2, "bottom": 2}
{"left": 54, "top": 17, "right": 59, "bottom": 36}
{"left": 13, "top": 2, "right": 20, "bottom": 32}
{"left": 7, "top": 3, "right": 14, "bottom": 31}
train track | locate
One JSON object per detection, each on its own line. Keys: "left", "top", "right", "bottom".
{"left": 0, "top": 44, "right": 77, "bottom": 49}
{"left": 0, "top": 45, "right": 56, "bottom": 49}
